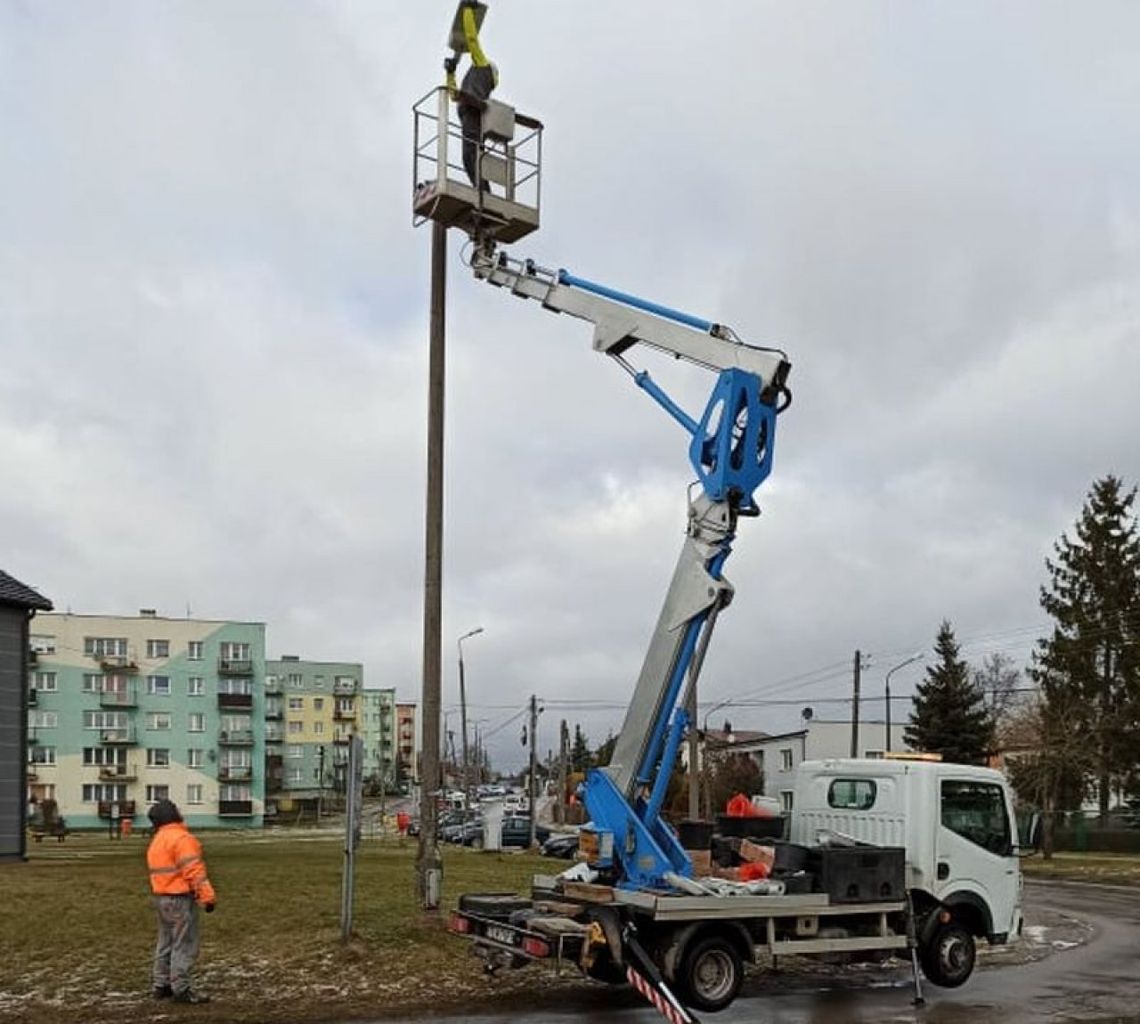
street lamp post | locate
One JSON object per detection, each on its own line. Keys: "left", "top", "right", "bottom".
{"left": 457, "top": 627, "right": 484, "bottom": 813}
{"left": 885, "top": 652, "right": 925, "bottom": 752}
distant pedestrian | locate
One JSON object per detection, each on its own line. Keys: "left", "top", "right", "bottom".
{"left": 109, "top": 801, "right": 120, "bottom": 840}
{"left": 146, "top": 799, "right": 216, "bottom": 1004}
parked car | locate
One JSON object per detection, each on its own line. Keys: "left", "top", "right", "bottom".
{"left": 501, "top": 815, "right": 550, "bottom": 848}
{"left": 540, "top": 831, "right": 580, "bottom": 859}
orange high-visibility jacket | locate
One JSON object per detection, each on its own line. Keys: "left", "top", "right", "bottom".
{"left": 147, "top": 822, "right": 216, "bottom": 905}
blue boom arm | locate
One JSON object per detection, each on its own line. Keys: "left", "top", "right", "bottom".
{"left": 471, "top": 247, "right": 790, "bottom": 889}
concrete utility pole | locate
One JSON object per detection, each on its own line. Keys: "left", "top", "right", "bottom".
{"left": 557, "top": 719, "right": 568, "bottom": 825}
{"left": 528, "top": 695, "right": 539, "bottom": 848}
{"left": 850, "top": 649, "right": 862, "bottom": 757}
{"left": 416, "top": 219, "right": 448, "bottom": 912}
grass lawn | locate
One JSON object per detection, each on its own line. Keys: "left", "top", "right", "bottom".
{"left": 0, "top": 831, "right": 585, "bottom": 1024}
{"left": 1021, "top": 851, "right": 1140, "bottom": 887}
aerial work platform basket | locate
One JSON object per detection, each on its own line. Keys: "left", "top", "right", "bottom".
{"left": 412, "top": 86, "right": 542, "bottom": 244}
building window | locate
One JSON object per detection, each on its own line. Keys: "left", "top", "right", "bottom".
{"left": 83, "top": 710, "right": 128, "bottom": 731}
{"left": 313, "top": 675, "right": 325, "bottom": 689}
{"left": 288, "top": 697, "right": 304, "bottom": 710}
{"left": 287, "top": 767, "right": 304, "bottom": 783}
{"left": 288, "top": 673, "right": 303, "bottom": 688}
{"left": 288, "top": 721, "right": 303, "bottom": 735}
{"left": 287, "top": 745, "right": 304, "bottom": 759}
{"left": 187, "top": 748, "right": 204, "bottom": 768}
{"left": 188, "top": 641, "right": 203, "bottom": 661}
{"left": 29, "top": 710, "right": 59, "bottom": 729}
{"left": 780, "top": 748, "right": 794, "bottom": 771}
{"left": 188, "top": 713, "right": 206, "bottom": 733}
{"left": 188, "top": 677, "right": 204, "bottom": 697}
{"left": 147, "top": 712, "right": 171, "bottom": 731}
{"left": 147, "top": 748, "right": 171, "bottom": 768}
{"left": 82, "top": 673, "right": 103, "bottom": 693}
{"left": 220, "top": 642, "right": 251, "bottom": 661}
{"left": 85, "top": 637, "right": 128, "bottom": 658}
{"left": 221, "top": 714, "right": 250, "bottom": 733}
{"left": 28, "top": 746, "right": 56, "bottom": 765}
{"left": 218, "top": 677, "right": 252, "bottom": 695}
{"left": 30, "top": 672, "right": 57, "bottom": 692}
{"left": 220, "top": 783, "right": 251, "bottom": 802}
{"left": 82, "top": 784, "right": 127, "bottom": 802}
{"left": 147, "top": 675, "right": 171, "bottom": 696}
{"left": 313, "top": 721, "right": 324, "bottom": 735}
{"left": 780, "top": 791, "right": 794, "bottom": 813}
{"left": 30, "top": 634, "right": 56, "bottom": 654}
{"left": 186, "top": 784, "right": 204, "bottom": 805}
{"left": 313, "top": 698, "right": 324, "bottom": 711}
{"left": 146, "top": 785, "right": 170, "bottom": 803}
{"left": 146, "top": 639, "right": 170, "bottom": 659}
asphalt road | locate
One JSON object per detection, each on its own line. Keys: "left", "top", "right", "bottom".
{"left": 430, "top": 880, "right": 1140, "bottom": 1024}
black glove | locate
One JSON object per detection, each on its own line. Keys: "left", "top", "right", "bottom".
{"left": 460, "top": 0, "right": 479, "bottom": 8}
{"left": 444, "top": 56, "right": 458, "bottom": 74}
{"left": 203, "top": 902, "right": 216, "bottom": 914}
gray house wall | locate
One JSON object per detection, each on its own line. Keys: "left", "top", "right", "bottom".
{"left": 0, "top": 605, "right": 29, "bottom": 861}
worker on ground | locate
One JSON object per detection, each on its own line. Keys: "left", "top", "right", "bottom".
{"left": 146, "top": 798, "right": 216, "bottom": 1004}
{"left": 444, "top": 0, "right": 498, "bottom": 191}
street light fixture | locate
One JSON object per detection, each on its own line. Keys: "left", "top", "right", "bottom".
{"left": 457, "top": 627, "right": 484, "bottom": 813}
{"left": 885, "top": 652, "right": 925, "bottom": 753}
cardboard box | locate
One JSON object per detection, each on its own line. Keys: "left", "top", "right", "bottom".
{"left": 687, "top": 849, "right": 713, "bottom": 877}
{"left": 738, "top": 839, "right": 776, "bottom": 869}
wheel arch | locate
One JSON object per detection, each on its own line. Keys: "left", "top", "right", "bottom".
{"left": 659, "top": 920, "right": 753, "bottom": 983}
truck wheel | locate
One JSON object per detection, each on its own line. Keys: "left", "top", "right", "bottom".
{"left": 678, "top": 935, "right": 743, "bottom": 1013}
{"left": 920, "top": 921, "right": 976, "bottom": 988}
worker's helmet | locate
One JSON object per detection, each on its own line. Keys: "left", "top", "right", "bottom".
{"left": 147, "top": 798, "right": 183, "bottom": 827}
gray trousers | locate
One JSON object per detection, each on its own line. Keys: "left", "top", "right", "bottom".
{"left": 153, "top": 895, "right": 199, "bottom": 993}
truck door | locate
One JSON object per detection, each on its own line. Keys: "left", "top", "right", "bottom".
{"left": 935, "top": 777, "right": 1019, "bottom": 940}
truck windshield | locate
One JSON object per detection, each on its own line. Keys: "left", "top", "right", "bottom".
{"left": 940, "top": 780, "right": 1012, "bottom": 855}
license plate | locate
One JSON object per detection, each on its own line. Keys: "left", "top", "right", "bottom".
{"left": 485, "top": 924, "right": 517, "bottom": 945}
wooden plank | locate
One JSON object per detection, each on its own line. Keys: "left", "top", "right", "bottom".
{"left": 561, "top": 882, "right": 615, "bottom": 903}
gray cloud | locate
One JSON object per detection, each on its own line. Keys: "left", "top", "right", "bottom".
{"left": 3, "top": 2, "right": 1138, "bottom": 771}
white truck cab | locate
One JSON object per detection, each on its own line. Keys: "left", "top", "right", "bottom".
{"left": 790, "top": 758, "right": 1024, "bottom": 949}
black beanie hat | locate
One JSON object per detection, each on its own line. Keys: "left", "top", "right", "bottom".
{"left": 147, "top": 798, "right": 183, "bottom": 827}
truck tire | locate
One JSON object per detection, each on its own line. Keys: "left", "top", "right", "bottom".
{"left": 920, "top": 920, "right": 976, "bottom": 988}
{"left": 677, "top": 935, "right": 743, "bottom": 1013}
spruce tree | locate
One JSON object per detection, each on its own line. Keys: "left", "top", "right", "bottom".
{"left": 905, "top": 620, "right": 993, "bottom": 763}
{"left": 570, "top": 724, "right": 591, "bottom": 773}
{"left": 1032, "top": 475, "right": 1140, "bottom": 823}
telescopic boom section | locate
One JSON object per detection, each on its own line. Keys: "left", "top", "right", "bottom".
{"left": 472, "top": 245, "right": 791, "bottom": 889}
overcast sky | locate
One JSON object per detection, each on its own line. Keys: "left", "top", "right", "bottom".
{"left": 3, "top": 2, "right": 1138, "bottom": 771}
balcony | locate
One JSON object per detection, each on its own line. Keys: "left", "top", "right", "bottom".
{"left": 218, "top": 692, "right": 253, "bottom": 710}
{"left": 25, "top": 769, "right": 38, "bottom": 781}
{"left": 98, "top": 763, "right": 138, "bottom": 782}
{"left": 218, "top": 765, "right": 253, "bottom": 783}
{"left": 100, "top": 689, "right": 138, "bottom": 708}
{"left": 219, "top": 800, "right": 253, "bottom": 817}
{"left": 333, "top": 733, "right": 352, "bottom": 746}
{"left": 99, "top": 655, "right": 138, "bottom": 673}
{"left": 333, "top": 706, "right": 357, "bottom": 722}
{"left": 26, "top": 689, "right": 38, "bottom": 707}
{"left": 218, "top": 658, "right": 253, "bottom": 676}
{"left": 219, "top": 728, "right": 254, "bottom": 747}
{"left": 265, "top": 679, "right": 283, "bottom": 695}
{"left": 28, "top": 650, "right": 38, "bottom": 666}
{"left": 97, "top": 800, "right": 136, "bottom": 819}
{"left": 264, "top": 728, "right": 283, "bottom": 744}
{"left": 100, "top": 728, "right": 138, "bottom": 745}
{"left": 264, "top": 703, "right": 283, "bottom": 721}
{"left": 332, "top": 679, "right": 358, "bottom": 696}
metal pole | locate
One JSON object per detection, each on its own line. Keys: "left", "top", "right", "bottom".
{"left": 850, "top": 650, "right": 862, "bottom": 758}
{"left": 558, "top": 719, "right": 568, "bottom": 826}
{"left": 885, "top": 653, "right": 924, "bottom": 754}
{"left": 457, "top": 627, "right": 483, "bottom": 814}
{"left": 341, "top": 736, "right": 363, "bottom": 942}
{"left": 528, "top": 695, "right": 538, "bottom": 848}
{"left": 416, "top": 219, "right": 447, "bottom": 911}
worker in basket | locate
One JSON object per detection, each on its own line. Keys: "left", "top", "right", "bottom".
{"left": 444, "top": 0, "right": 498, "bottom": 191}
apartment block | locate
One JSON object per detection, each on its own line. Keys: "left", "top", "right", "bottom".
{"left": 268, "top": 657, "right": 362, "bottom": 802}
{"left": 360, "top": 688, "right": 398, "bottom": 792}
{"left": 395, "top": 702, "right": 418, "bottom": 789}
{"left": 27, "top": 611, "right": 266, "bottom": 829}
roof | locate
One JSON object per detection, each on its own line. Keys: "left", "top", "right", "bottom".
{"left": 703, "top": 729, "right": 768, "bottom": 745}
{"left": 0, "top": 571, "right": 53, "bottom": 611}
